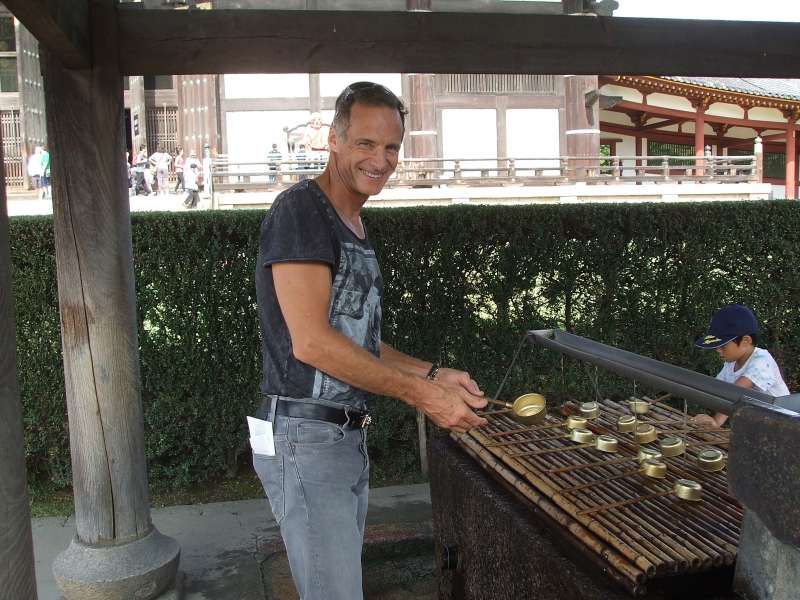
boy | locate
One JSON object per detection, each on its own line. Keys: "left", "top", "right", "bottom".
{"left": 694, "top": 303, "right": 790, "bottom": 427}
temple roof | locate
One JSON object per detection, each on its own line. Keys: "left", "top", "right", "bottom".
{"left": 662, "top": 77, "right": 800, "bottom": 102}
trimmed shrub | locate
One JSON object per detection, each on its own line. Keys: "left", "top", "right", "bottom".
{"left": 10, "top": 201, "right": 800, "bottom": 490}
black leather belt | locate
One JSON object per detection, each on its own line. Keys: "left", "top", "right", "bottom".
{"left": 273, "top": 399, "right": 372, "bottom": 429}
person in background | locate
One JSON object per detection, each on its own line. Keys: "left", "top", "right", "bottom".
{"left": 149, "top": 144, "right": 172, "bottom": 196}
{"left": 267, "top": 143, "right": 282, "bottom": 184}
{"left": 133, "top": 144, "right": 152, "bottom": 196}
{"left": 182, "top": 151, "right": 200, "bottom": 209}
{"left": 693, "top": 303, "right": 790, "bottom": 427}
{"left": 40, "top": 145, "right": 51, "bottom": 199}
{"left": 27, "top": 146, "right": 43, "bottom": 194}
{"left": 173, "top": 146, "right": 185, "bottom": 193}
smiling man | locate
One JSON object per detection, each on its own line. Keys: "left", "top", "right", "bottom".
{"left": 252, "top": 82, "right": 487, "bottom": 600}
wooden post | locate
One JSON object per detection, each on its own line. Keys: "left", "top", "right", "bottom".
{"left": 785, "top": 114, "right": 797, "bottom": 199}
{"left": 692, "top": 98, "right": 708, "bottom": 176}
{"left": 754, "top": 136, "right": 764, "bottom": 183}
{"left": 0, "top": 117, "right": 37, "bottom": 600}
{"left": 42, "top": 2, "right": 179, "bottom": 598}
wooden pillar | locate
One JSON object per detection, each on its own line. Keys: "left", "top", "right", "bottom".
{"left": 41, "top": 2, "right": 179, "bottom": 598}
{"left": 564, "top": 75, "right": 600, "bottom": 179}
{"left": 406, "top": 0, "right": 436, "bottom": 179}
{"left": 177, "top": 74, "right": 221, "bottom": 156}
{"left": 692, "top": 97, "right": 708, "bottom": 176}
{"left": 0, "top": 119, "right": 37, "bottom": 600}
{"left": 785, "top": 113, "right": 797, "bottom": 199}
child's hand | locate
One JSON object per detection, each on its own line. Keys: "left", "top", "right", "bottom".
{"left": 692, "top": 414, "right": 718, "bottom": 428}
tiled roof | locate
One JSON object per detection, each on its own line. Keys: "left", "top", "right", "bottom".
{"left": 662, "top": 77, "right": 800, "bottom": 101}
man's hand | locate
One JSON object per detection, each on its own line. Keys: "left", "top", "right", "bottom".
{"left": 414, "top": 379, "right": 488, "bottom": 433}
{"left": 436, "top": 368, "right": 484, "bottom": 397}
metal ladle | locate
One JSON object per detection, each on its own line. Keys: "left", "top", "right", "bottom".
{"left": 483, "top": 393, "right": 547, "bottom": 425}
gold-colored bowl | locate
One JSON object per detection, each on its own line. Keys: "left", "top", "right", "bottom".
{"left": 595, "top": 435, "right": 619, "bottom": 453}
{"left": 570, "top": 428, "right": 596, "bottom": 443}
{"left": 634, "top": 423, "right": 658, "bottom": 444}
{"left": 659, "top": 435, "right": 686, "bottom": 458}
{"left": 629, "top": 398, "right": 651, "bottom": 415}
{"left": 640, "top": 458, "right": 668, "bottom": 479}
{"left": 637, "top": 447, "right": 662, "bottom": 462}
{"left": 697, "top": 449, "right": 727, "bottom": 472}
{"left": 511, "top": 393, "right": 547, "bottom": 425}
{"left": 579, "top": 401, "right": 600, "bottom": 419}
{"left": 674, "top": 479, "right": 703, "bottom": 501}
{"left": 566, "top": 415, "right": 588, "bottom": 430}
{"left": 617, "top": 415, "right": 637, "bottom": 433}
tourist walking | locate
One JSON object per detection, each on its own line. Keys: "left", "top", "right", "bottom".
{"left": 149, "top": 144, "right": 172, "bottom": 195}
{"left": 173, "top": 147, "right": 185, "bottom": 193}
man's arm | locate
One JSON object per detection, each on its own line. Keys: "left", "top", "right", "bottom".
{"left": 381, "top": 342, "right": 484, "bottom": 397}
{"left": 273, "top": 262, "right": 487, "bottom": 432}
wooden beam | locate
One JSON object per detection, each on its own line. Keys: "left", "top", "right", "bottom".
{"left": 0, "top": 119, "right": 37, "bottom": 600}
{"left": 3, "top": 0, "right": 89, "bottom": 69}
{"left": 640, "top": 118, "right": 682, "bottom": 131}
{"left": 119, "top": 9, "right": 800, "bottom": 77}
{"left": 611, "top": 100, "right": 789, "bottom": 132}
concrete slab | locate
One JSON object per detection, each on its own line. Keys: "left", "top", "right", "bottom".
{"left": 32, "top": 483, "right": 432, "bottom": 600}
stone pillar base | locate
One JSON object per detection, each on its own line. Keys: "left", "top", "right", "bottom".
{"left": 53, "top": 527, "right": 180, "bottom": 600}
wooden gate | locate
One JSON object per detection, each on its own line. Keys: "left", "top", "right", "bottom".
{"left": 1, "top": 110, "right": 23, "bottom": 188}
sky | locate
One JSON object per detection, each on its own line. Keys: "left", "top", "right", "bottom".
{"left": 614, "top": 0, "right": 800, "bottom": 22}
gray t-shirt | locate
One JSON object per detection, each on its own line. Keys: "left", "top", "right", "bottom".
{"left": 255, "top": 180, "right": 382, "bottom": 411}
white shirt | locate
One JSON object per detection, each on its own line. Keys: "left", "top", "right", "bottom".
{"left": 716, "top": 347, "right": 790, "bottom": 397}
{"left": 27, "top": 153, "right": 42, "bottom": 177}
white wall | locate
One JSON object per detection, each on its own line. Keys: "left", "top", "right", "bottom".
{"left": 226, "top": 110, "right": 310, "bottom": 163}
{"left": 224, "top": 74, "right": 310, "bottom": 99}
{"left": 441, "top": 109, "right": 496, "bottom": 176}
{"left": 506, "top": 109, "right": 560, "bottom": 173}
{"left": 319, "top": 73, "right": 403, "bottom": 98}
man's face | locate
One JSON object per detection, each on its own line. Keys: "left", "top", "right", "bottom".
{"left": 329, "top": 103, "right": 403, "bottom": 198}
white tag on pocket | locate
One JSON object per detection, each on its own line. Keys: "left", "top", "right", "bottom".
{"left": 247, "top": 416, "right": 275, "bottom": 456}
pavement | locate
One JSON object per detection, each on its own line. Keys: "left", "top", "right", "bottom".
{"left": 31, "top": 483, "right": 434, "bottom": 600}
{"left": 7, "top": 191, "right": 213, "bottom": 217}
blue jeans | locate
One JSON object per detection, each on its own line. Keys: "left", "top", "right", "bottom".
{"left": 253, "top": 414, "right": 370, "bottom": 600}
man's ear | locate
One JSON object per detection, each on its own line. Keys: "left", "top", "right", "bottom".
{"left": 328, "top": 126, "right": 339, "bottom": 152}
{"left": 742, "top": 334, "right": 754, "bottom": 346}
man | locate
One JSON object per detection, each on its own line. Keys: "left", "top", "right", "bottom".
{"left": 27, "top": 146, "right": 43, "bottom": 194}
{"left": 253, "top": 82, "right": 487, "bottom": 600}
{"left": 40, "top": 145, "right": 51, "bottom": 199}
{"left": 267, "top": 143, "right": 282, "bottom": 184}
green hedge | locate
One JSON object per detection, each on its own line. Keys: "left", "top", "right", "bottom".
{"left": 10, "top": 201, "right": 800, "bottom": 490}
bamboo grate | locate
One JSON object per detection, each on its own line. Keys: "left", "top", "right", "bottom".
{"left": 453, "top": 396, "right": 740, "bottom": 596}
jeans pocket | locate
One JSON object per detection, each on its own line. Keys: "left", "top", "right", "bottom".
{"left": 291, "top": 419, "right": 346, "bottom": 446}
{"left": 253, "top": 453, "right": 285, "bottom": 524}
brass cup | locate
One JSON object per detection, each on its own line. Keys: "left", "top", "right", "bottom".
{"left": 617, "top": 415, "right": 636, "bottom": 433}
{"left": 511, "top": 393, "right": 547, "bottom": 425}
{"left": 579, "top": 401, "right": 600, "bottom": 419}
{"left": 697, "top": 449, "right": 727, "bottom": 472}
{"left": 595, "top": 435, "right": 619, "bottom": 453}
{"left": 566, "top": 415, "right": 588, "bottom": 430}
{"left": 659, "top": 435, "right": 686, "bottom": 458}
{"left": 634, "top": 423, "right": 658, "bottom": 444}
{"left": 629, "top": 398, "right": 651, "bottom": 415}
{"left": 640, "top": 458, "right": 668, "bottom": 479}
{"left": 637, "top": 447, "right": 662, "bottom": 462}
{"left": 570, "top": 428, "right": 596, "bottom": 443}
{"left": 674, "top": 479, "right": 703, "bottom": 501}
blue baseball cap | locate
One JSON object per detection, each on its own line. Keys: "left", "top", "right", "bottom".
{"left": 694, "top": 304, "right": 760, "bottom": 349}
